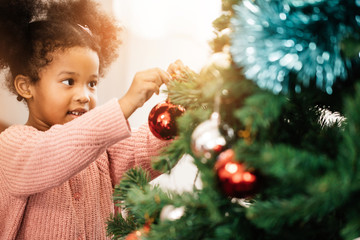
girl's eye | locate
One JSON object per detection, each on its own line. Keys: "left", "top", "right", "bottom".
{"left": 62, "top": 79, "right": 74, "bottom": 86}
{"left": 88, "top": 81, "right": 98, "bottom": 88}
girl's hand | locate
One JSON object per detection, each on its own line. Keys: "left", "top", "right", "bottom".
{"left": 167, "top": 59, "right": 189, "bottom": 78}
{"left": 118, "top": 68, "right": 171, "bottom": 119}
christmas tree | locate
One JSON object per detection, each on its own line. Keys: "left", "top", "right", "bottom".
{"left": 107, "top": 0, "right": 360, "bottom": 239}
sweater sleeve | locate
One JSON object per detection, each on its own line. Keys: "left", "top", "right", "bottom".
{"left": 0, "top": 99, "right": 131, "bottom": 197}
{"left": 108, "top": 123, "right": 170, "bottom": 186}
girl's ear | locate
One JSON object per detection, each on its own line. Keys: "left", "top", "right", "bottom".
{"left": 14, "top": 75, "right": 33, "bottom": 100}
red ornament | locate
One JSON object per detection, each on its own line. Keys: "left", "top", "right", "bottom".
{"left": 215, "top": 149, "right": 258, "bottom": 198}
{"left": 148, "top": 100, "right": 185, "bottom": 140}
{"left": 126, "top": 224, "right": 151, "bottom": 240}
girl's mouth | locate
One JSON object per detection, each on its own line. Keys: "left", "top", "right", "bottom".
{"left": 67, "top": 110, "right": 87, "bottom": 117}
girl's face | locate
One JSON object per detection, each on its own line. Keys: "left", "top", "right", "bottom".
{"left": 27, "top": 47, "right": 100, "bottom": 131}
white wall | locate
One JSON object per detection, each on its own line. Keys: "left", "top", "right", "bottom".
{"left": 0, "top": 0, "right": 221, "bottom": 192}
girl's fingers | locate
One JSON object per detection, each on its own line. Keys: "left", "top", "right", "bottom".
{"left": 167, "top": 64, "right": 178, "bottom": 75}
{"left": 156, "top": 68, "right": 171, "bottom": 84}
{"left": 140, "top": 68, "right": 170, "bottom": 86}
{"left": 145, "top": 82, "right": 160, "bottom": 100}
{"left": 174, "top": 59, "right": 185, "bottom": 68}
{"left": 167, "top": 59, "right": 186, "bottom": 77}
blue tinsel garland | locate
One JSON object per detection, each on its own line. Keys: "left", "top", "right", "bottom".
{"left": 230, "top": 0, "right": 360, "bottom": 94}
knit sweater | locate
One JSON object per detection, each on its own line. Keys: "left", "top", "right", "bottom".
{"left": 0, "top": 99, "right": 168, "bottom": 240}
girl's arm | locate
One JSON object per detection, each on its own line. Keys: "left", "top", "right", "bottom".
{"left": 0, "top": 99, "right": 131, "bottom": 197}
{"left": 107, "top": 61, "right": 187, "bottom": 185}
{"left": 108, "top": 124, "right": 170, "bottom": 186}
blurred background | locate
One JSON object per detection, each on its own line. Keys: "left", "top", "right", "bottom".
{"left": 0, "top": 0, "right": 222, "bottom": 192}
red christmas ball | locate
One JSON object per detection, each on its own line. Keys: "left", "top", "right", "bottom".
{"left": 215, "top": 149, "right": 258, "bottom": 198}
{"left": 148, "top": 100, "right": 185, "bottom": 140}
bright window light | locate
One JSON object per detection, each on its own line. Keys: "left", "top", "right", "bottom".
{"left": 113, "top": 0, "right": 221, "bottom": 40}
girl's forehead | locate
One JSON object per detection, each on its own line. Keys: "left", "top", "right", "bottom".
{"left": 39, "top": 47, "right": 100, "bottom": 75}
{"left": 53, "top": 46, "right": 99, "bottom": 58}
{"left": 49, "top": 47, "right": 99, "bottom": 63}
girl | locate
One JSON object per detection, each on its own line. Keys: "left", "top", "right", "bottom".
{"left": 0, "top": 0, "right": 183, "bottom": 239}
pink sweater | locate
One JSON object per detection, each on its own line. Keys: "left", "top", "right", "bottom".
{"left": 0, "top": 99, "right": 168, "bottom": 239}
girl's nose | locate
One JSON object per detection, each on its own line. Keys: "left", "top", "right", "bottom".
{"left": 75, "top": 86, "right": 91, "bottom": 103}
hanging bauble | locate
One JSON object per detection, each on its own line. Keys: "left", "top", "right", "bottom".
{"left": 191, "top": 112, "right": 235, "bottom": 160}
{"left": 125, "top": 224, "right": 151, "bottom": 240}
{"left": 159, "top": 205, "right": 185, "bottom": 222}
{"left": 215, "top": 149, "right": 258, "bottom": 198}
{"left": 148, "top": 100, "right": 185, "bottom": 140}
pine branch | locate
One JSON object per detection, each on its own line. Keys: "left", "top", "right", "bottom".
{"left": 113, "top": 167, "right": 150, "bottom": 204}
{"left": 246, "top": 184, "right": 349, "bottom": 235}
{"left": 166, "top": 70, "right": 202, "bottom": 109}
{"left": 167, "top": 78, "right": 202, "bottom": 109}
{"left": 234, "top": 91, "right": 288, "bottom": 134}
{"left": 152, "top": 109, "right": 212, "bottom": 173}
{"left": 107, "top": 213, "right": 137, "bottom": 240}
{"left": 151, "top": 137, "right": 188, "bottom": 173}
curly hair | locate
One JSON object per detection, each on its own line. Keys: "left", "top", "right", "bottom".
{"left": 0, "top": 0, "right": 122, "bottom": 98}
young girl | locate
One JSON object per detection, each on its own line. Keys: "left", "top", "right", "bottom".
{"left": 0, "top": 0, "right": 184, "bottom": 239}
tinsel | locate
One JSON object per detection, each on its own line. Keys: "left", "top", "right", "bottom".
{"left": 230, "top": 0, "right": 360, "bottom": 94}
